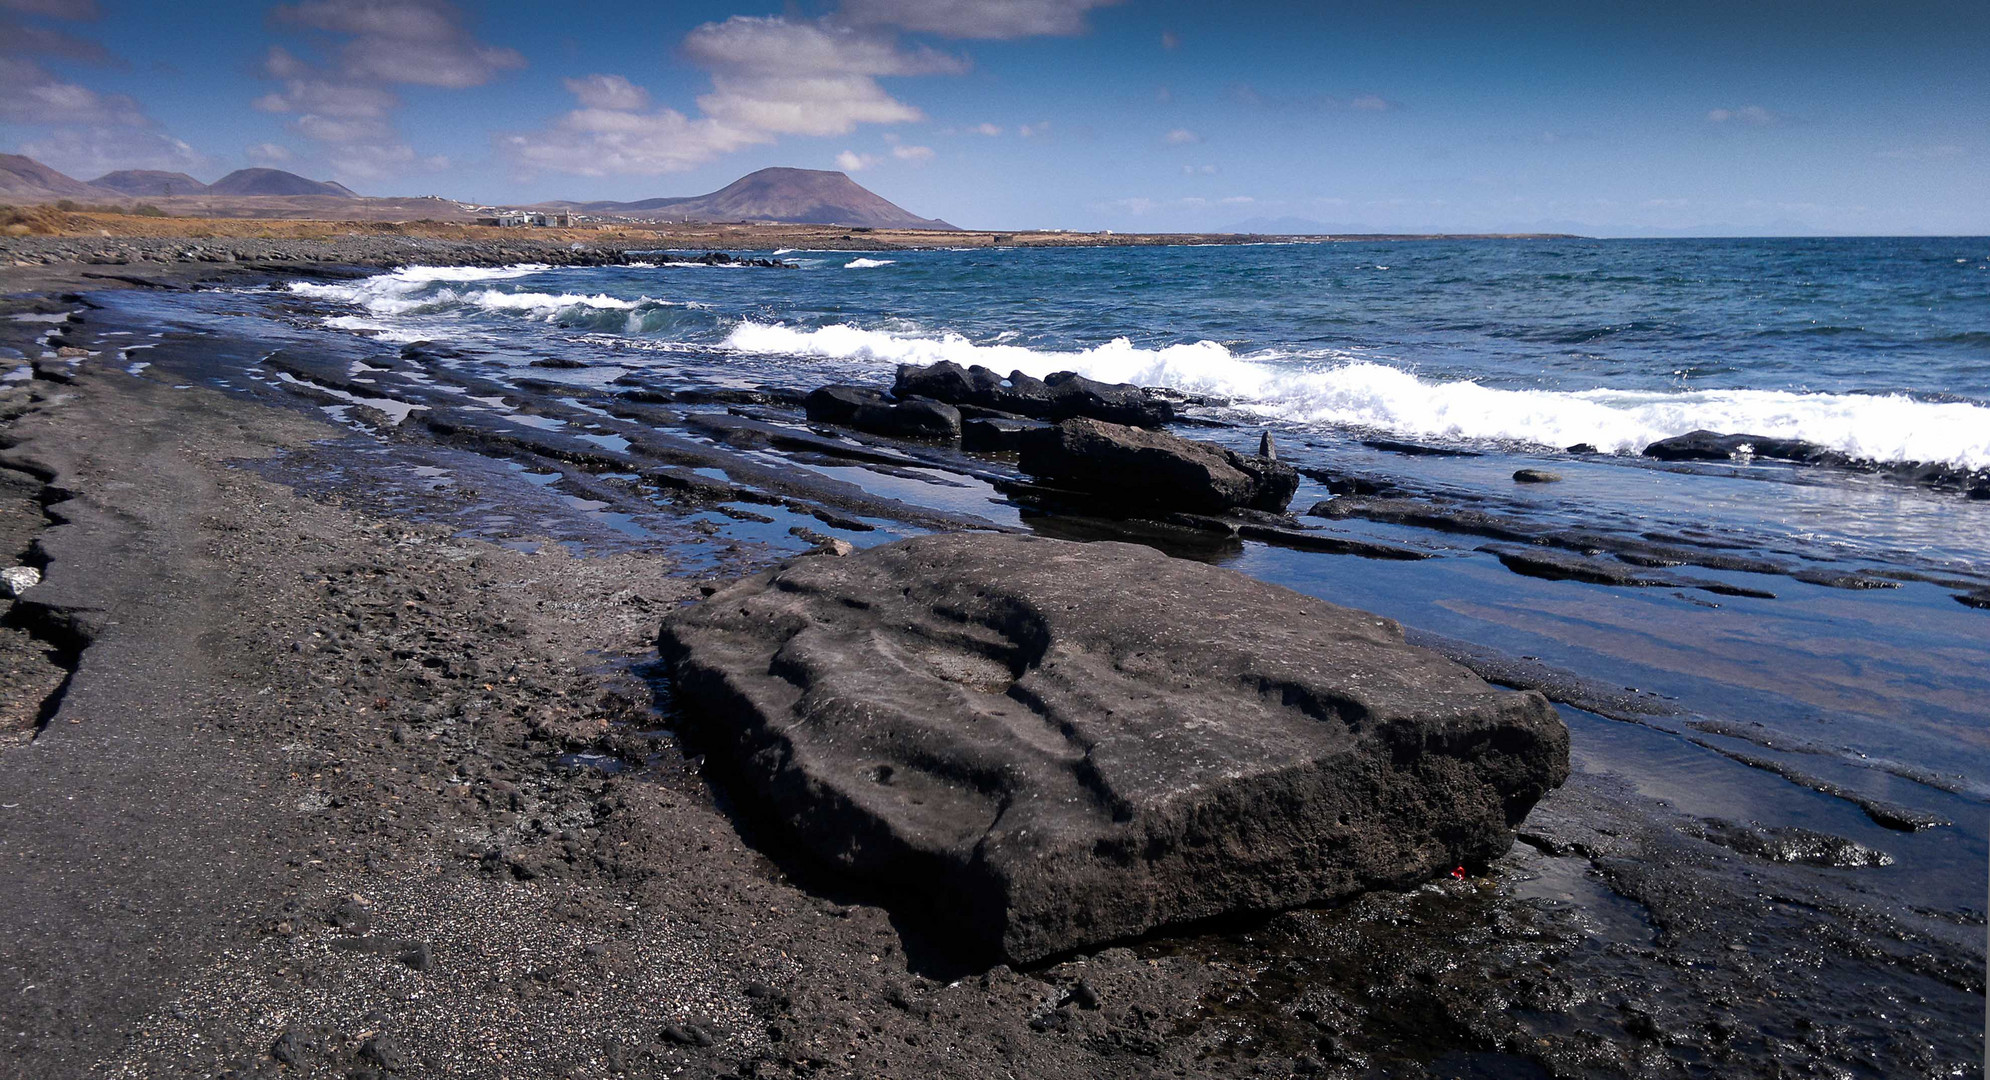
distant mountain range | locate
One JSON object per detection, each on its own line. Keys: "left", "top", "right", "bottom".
{"left": 549, "top": 167, "right": 955, "bottom": 230}
{"left": 0, "top": 155, "right": 952, "bottom": 230}
{"left": 0, "top": 154, "right": 355, "bottom": 202}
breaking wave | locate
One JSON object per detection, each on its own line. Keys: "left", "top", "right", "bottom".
{"left": 721, "top": 321, "right": 1990, "bottom": 469}
{"left": 844, "top": 258, "right": 895, "bottom": 269}
{"left": 288, "top": 265, "right": 706, "bottom": 333}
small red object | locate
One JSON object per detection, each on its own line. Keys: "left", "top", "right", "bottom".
{"left": 1451, "top": 866, "right": 1466, "bottom": 879}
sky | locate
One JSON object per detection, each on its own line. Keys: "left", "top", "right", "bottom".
{"left": 3, "top": 0, "right": 1986, "bottom": 236}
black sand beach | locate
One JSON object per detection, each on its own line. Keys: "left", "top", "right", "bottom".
{"left": 0, "top": 241, "right": 1982, "bottom": 1079}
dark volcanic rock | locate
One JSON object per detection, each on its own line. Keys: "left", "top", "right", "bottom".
{"left": 1044, "top": 371, "right": 1174, "bottom": 427}
{"left": 852, "top": 396, "right": 961, "bottom": 441}
{"left": 961, "top": 415, "right": 1050, "bottom": 453}
{"left": 1643, "top": 429, "right": 1845, "bottom": 465}
{"left": 1512, "top": 469, "right": 1563, "bottom": 484}
{"left": 802, "top": 384, "right": 884, "bottom": 425}
{"left": 657, "top": 534, "right": 1569, "bottom": 963}
{"left": 804, "top": 384, "right": 961, "bottom": 441}
{"left": 892, "top": 361, "right": 1174, "bottom": 427}
{"left": 1019, "top": 417, "right": 1299, "bottom": 514}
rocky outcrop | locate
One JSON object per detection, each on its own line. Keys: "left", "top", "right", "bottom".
{"left": 1018, "top": 417, "right": 1298, "bottom": 514}
{"left": 1643, "top": 430, "right": 1844, "bottom": 465}
{"left": 803, "top": 385, "right": 961, "bottom": 441}
{"left": 657, "top": 533, "right": 1570, "bottom": 963}
{"left": 893, "top": 361, "right": 1174, "bottom": 428}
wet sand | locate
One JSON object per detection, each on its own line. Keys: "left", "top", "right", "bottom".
{"left": 0, "top": 248, "right": 1981, "bottom": 1079}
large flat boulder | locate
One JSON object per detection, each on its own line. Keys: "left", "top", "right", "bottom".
{"left": 1019, "top": 416, "right": 1300, "bottom": 514}
{"left": 657, "top": 534, "right": 1569, "bottom": 963}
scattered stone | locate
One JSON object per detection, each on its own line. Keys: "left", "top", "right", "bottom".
{"left": 0, "top": 565, "right": 40, "bottom": 598}
{"left": 269, "top": 1027, "right": 312, "bottom": 1066}
{"left": 659, "top": 533, "right": 1569, "bottom": 963}
{"left": 1955, "top": 589, "right": 1990, "bottom": 610}
{"left": 328, "top": 896, "right": 373, "bottom": 932}
{"left": 1018, "top": 417, "right": 1299, "bottom": 514}
{"left": 1258, "top": 431, "right": 1277, "bottom": 460}
{"left": 1512, "top": 469, "right": 1562, "bottom": 484}
{"left": 659, "top": 1021, "right": 716, "bottom": 1048}
{"left": 1565, "top": 442, "right": 1599, "bottom": 454}
{"left": 358, "top": 1034, "right": 410, "bottom": 1072}
{"left": 528, "top": 357, "right": 588, "bottom": 369}
{"left": 1071, "top": 980, "right": 1102, "bottom": 1010}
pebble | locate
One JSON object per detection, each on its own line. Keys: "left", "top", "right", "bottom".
{"left": 1, "top": 566, "right": 40, "bottom": 598}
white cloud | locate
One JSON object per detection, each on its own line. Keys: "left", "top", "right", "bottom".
{"left": 17, "top": 126, "right": 207, "bottom": 178}
{"left": 0, "top": 55, "right": 144, "bottom": 125}
{"left": 1351, "top": 94, "right": 1396, "bottom": 112}
{"left": 563, "top": 74, "right": 649, "bottom": 112}
{"left": 1164, "top": 128, "right": 1201, "bottom": 145}
{"left": 840, "top": 0, "right": 1122, "bottom": 40}
{"left": 1707, "top": 105, "right": 1778, "bottom": 126}
{"left": 892, "top": 143, "right": 934, "bottom": 162}
{"left": 256, "top": 0, "right": 518, "bottom": 184}
{"left": 972, "top": 122, "right": 1003, "bottom": 136}
{"left": 1182, "top": 163, "right": 1217, "bottom": 175}
{"left": 0, "top": 4, "right": 215, "bottom": 180}
{"left": 0, "top": 18, "right": 114, "bottom": 62}
{"left": 248, "top": 141, "right": 294, "bottom": 163}
{"left": 835, "top": 150, "right": 879, "bottom": 171}
{"left": 1160, "top": 29, "right": 1179, "bottom": 50}
{"left": 273, "top": 0, "right": 524, "bottom": 89}
{"left": 1219, "top": 195, "right": 1253, "bottom": 205}
{"left": 1018, "top": 121, "right": 1049, "bottom": 137}
{"left": 499, "top": 102, "right": 759, "bottom": 177}
{"left": 503, "top": 15, "right": 966, "bottom": 177}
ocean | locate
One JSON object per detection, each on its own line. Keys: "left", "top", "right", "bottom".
{"left": 100, "top": 235, "right": 1990, "bottom": 921}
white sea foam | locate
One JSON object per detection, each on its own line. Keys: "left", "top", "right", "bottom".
{"left": 844, "top": 258, "right": 894, "bottom": 269}
{"left": 293, "top": 266, "right": 680, "bottom": 326}
{"left": 721, "top": 322, "right": 1990, "bottom": 469}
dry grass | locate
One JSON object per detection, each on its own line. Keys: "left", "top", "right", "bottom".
{"left": 0, "top": 209, "right": 1282, "bottom": 250}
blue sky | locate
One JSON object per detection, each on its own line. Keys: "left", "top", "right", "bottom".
{"left": 3, "top": 0, "right": 1986, "bottom": 235}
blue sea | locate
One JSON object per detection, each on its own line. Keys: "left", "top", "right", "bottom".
{"left": 103, "top": 235, "right": 1990, "bottom": 918}
{"left": 295, "top": 237, "right": 1990, "bottom": 469}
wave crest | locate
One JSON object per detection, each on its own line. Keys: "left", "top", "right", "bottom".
{"left": 720, "top": 321, "right": 1990, "bottom": 469}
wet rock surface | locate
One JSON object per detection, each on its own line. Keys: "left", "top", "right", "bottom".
{"left": 1643, "top": 428, "right": 1844, "bottom": 464}
{"left": 658, "top": 533, "right": 1569, "bottom": 963}
{"left": 1643, "top": 428, "right": 1990, "bottom": 494}
{"left": 1020, "top": 417, "right": 1300, "bottom": 514}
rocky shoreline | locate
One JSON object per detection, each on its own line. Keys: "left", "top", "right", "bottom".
{"left": 0, "top": 261, "right": 1981, "bottom": 1079}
